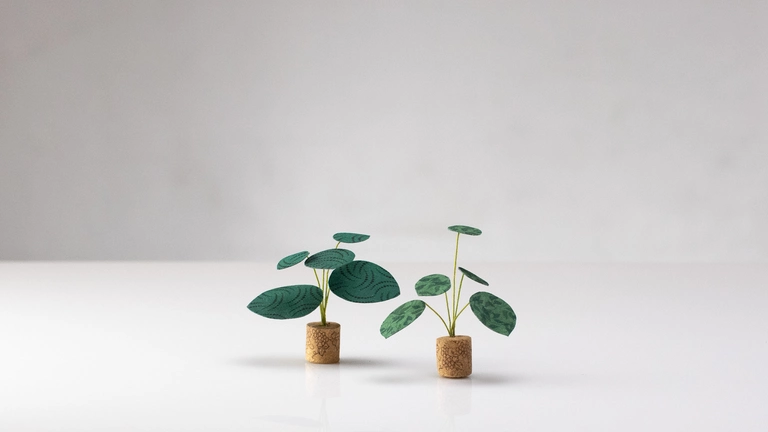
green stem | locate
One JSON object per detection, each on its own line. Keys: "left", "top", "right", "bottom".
{"left": 443, "top": 291, "right": 452, "bottom": 330}
{"left": 455, "top": 302, "right": 470, "bottom": 321}
{"left": 453, "top": 273, "right": 465, "bottom": 321}
{"left": 323, "top": 270, "right": 331, "bottom": 310}
{"left": 324, "top": 242, "right": 340, "bottom": 324}
{"left": 314, "top": 268, "right": 326, "bottom": 325}
{"left": 451, "top": 301, "right": 471, "bottom": 335}
{"left": 322, "top": 270, "right": 328, "bottom": 325}
{"left": 450, "top": 232, "right": 460, "bottom": 334}
{"left": 321, "top": 269, "right": 328, "bottom": 325}
{"left": 424, "top": 303, "right": 451, "bottom": 335}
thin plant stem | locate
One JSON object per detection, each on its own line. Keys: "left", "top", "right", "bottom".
{"left": 443, "top": 292, "right": 452, "bottom": 335}
{"left": 450, "top": 232, "right": 461, "bottom": 334}
{"left": 314, "top": 268, "right": 326, "bottom": 324}
{"left": 323, "top": 269, "right": 331, "bottom": 312}
{"left": 320, "top": 269, "right": 328, "bottom": 325}
{"left": 453, "top": 273, "right": 466, "bottom": 320}
{"left": 326, "top": 269, "right": 331, "bottom": 300}
{"left": 455, "top": 302, "right": 470, "bottom": 321}
{"left": 325, "top": 242, "right": 340, "bottom": 322}
{"left": 325, "top": 269, "right": 329, "bottom": 298}
{"left": 424, "top": 302, "right": 451, "bottom": 335}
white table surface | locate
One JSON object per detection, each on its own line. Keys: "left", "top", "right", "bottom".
{"left": 1, "top": 262, "right": 766, "bottom": 431}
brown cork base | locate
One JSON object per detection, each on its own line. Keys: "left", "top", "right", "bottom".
{"left": 436, "top": 335, "right": 472, "bottom": 378}
{"left": 305, "top": 322, "right": 340, "bottom": 364}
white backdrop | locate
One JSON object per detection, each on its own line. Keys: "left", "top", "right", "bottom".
{"left": 1, "top": 0, "right": 767, "bottom": 261}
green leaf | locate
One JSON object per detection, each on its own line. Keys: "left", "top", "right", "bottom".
{"left": 247, "top": 285, "right": 323, "bottom": 319}
{"left": 277, "top": 251, "right": 310, "bottom": 270}
{"left": 304, "top": 248, "right": 355, "bottom": 269}
{"left": 448, "top": 225, "right": 482, "bottom": 236}
{"left": 415, "top": 274, "right": 451, "bottom": 296}
{"left": 469, "top": 291, "right": 516, "bottom": 336}
{"left": 458, "top": 267, "right": 489, "bottom": 286}
{"left": 380, "top": 300, "right": 426, "bottom": 338}
{"left": 328, "top": 261, "right": 400, "bottom": 303}
{"left": 332, "top": 232, "right": 370, "bottom": 243}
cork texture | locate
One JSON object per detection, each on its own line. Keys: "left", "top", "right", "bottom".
{"left": 436, "top": 335, "right": 472, "bottom": 378}
{"left": 305, "top": 322, "right": 341, "bottom": 364}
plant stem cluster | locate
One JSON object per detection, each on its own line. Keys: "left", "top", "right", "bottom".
{"left": 313, "top": 241, "right": 341, "bottom": 326}
{"left": 427, "top": 232, "right": 470, "bottom": 337}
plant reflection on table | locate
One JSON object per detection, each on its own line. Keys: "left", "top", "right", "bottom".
{"left": 255, "top": 362, "right": 339, "bottom": 431}
{"left": 436, "top": 376, "right": 473, "bottom": 431}
{"left": 256, "top": 361, "right": 400, "bottom": 432}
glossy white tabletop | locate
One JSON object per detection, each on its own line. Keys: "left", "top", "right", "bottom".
{"left": 2, "top": 262, "right": 766, "bottom": 431}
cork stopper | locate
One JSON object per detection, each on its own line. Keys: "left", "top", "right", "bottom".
{"left": 436, "top": 335, "right": 472, "bottom": 378}
{"left": 305, "top": 322, "right": 341, "bottom": 364}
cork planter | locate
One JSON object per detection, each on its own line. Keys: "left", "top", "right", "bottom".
{"left": 305, "top": 322, "right": 341, "bottom": 364}
{"left": 436, "top": 335, "right": 472, "bottom": 378}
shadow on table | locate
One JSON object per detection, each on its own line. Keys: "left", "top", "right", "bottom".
{"left": 467, "top": 371, "right": 595, "bottom": 387}
{"left": 228, "top": 355, "right": 403, "bottom": 370}
{"left": 338, "top": 356, "right": 405, "bottom": 368}
{"left": 231, "top": 356, "right": 592, "bottom": 389}
{"left": 367, "top": 370, "right": 591, "bottom": 387}
{"left": 469, "top": 373, "right": 526, "bottom": 386}
{"left": 229, "top": 355, "right": 306, "bottom": 369}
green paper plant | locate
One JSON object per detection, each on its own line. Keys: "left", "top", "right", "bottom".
{"left": 247, "top": 232, "right": 400, "bottom": 325}
{"left": 380, "top": 225, "right": 516, "bottom": 338}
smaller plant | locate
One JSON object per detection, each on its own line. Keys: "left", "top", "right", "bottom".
{"left": 380, "top": 225, "right": 516, "bottom": 339}
{"left": 248, "top": 232, "right": 400, "bottom": 325}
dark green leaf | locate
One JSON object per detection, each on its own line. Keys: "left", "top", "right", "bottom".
{"left": 277, "top": 251, "right": 310, "bottom": 270}
{"left": 448, "top": 225, "right": 482, "bottom": 236}
{"left": 469, "top": 291, "right": 516, "bottom": 336}
{"left": 415, "top": 274, "right": 452, "bottom": 296}
{"left": 328, "top": 261, "right": 400, "bottom": 303}
{"left": 458, "top": 267, "right": 489, "bottom": 286}
{"left": 247, "top": 285, "right": 323, "bottom": 319}
{"left": 332, "top": 232, "right": 370, "bottom": 243}
{"left": 304, "top": 248, "right": 355, "bottom": 269}
{"left": 380, "top": 300, "right": 426, "bottom": 338}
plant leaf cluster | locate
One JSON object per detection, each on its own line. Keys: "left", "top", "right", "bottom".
{"left": 248, "top": 232, "right": 399, "bottom": 325}
{"left": 380, "top": 225, "right": 517, "bottom": 338}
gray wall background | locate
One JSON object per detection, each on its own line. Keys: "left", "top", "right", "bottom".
{"left": 1, "top": 0, "right": 767, "bottom": 261}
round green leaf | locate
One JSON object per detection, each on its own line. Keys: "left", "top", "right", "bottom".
{"left": 448, "top": 225, "right": 482, "bottom": 236}
{"left": 247, "top": 285, "right": 323, "bottom": 319}
{"left": 380, "top": 300, "right": 426, "bottom": 338}
{"left": 328, "top": 260, "right": 400, "bottom": 303}
{"left": 458, "top": 267, "right": 489, "bottom": 286}
{"left": 277, "top": 251, "right": 310, "bottom": 270}
{"left": 469, "top": 291, "right": 516, "bottom": 336}
{"left": 332, "top": 232, "right": 370, "bottom": 243}
{"left": 304, "top": 248, "right": 355, "bottom": 269}
{"left": 415, "top": 274, "right": 452, "bottom": 296}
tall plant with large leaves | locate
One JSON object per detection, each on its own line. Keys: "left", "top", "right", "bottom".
{"left": 380, "top": 225, "right": 516, "bottom": 338}
{"left": 248, "top": 232, "right": 400, "bottom": 325}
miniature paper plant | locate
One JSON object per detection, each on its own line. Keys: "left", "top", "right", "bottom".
{"left": 380, "top": 225, "right": 516, "bottom": 338}
{"left": 248, "top": 232, "right": 401, "bottom": 325}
